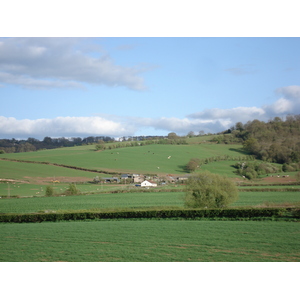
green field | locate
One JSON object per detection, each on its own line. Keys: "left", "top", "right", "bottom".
{"left": 0, "top": 182, "right": 131, "bottom": 197}
{"left": 0, "top": 159, "right": 103, "bottom": 181}
{"left": 1, "top": 143, "right": 249, "bottom": 174}
{"left": 0, "top": 220, "right": 299, "bottom": 262}
{"left": 1, "top": 140, "right": 299, "bottom": 262}
{"left": 1, "top": 190, "right": 299, "bottom": 214}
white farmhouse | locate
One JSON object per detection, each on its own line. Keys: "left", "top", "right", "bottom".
{"left": 141, "top": 180, "right": 157, "bottom": 187}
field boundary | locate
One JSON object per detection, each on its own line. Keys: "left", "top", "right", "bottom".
{"left": 1, "top": 207, "right": 299, "bottom": 223}
{"left": 0, "top": 157, "right": 120, "bottom": 175}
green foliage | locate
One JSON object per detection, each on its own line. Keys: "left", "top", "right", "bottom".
{"left": 65, "top": 184, "right": 80, "bottom": 195}
{"left": 0, "top": 207, "right": 299, "bottom": 223}
{"left": 45, "top": 185, "right": 54, "bottom": 197}
{"left": 167, "top": 132, "right": 179, "bottom": 139}
{"left": 186, "top": 158, "right": 200, "bottom": 172}
{"left": 232, "top": 115, "right": 300, "bottom": 164}
{"left": 95, "top": 144, "right": 106, "bottom": 151}
{"left": 184, "top": 171, "right": 238, "bottom": 208}
{"left": 234, "top": 161, "right": 280, "bottom": 179}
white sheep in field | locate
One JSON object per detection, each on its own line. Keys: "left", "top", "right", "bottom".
{"left": 168, "top": 156, "right": 171, "bottom": 159}
{"left": 157, "top": 167, "right": 160, "bottom": 169}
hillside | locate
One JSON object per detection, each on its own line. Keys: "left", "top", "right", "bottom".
{"left": 1, "top": 141, "right": 249, "bottom": 176}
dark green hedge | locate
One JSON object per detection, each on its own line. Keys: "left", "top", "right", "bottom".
{"left": 0, "top": 207, "right": 299, "bottom": 223}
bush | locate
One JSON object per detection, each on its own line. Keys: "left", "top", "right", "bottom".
{"left": 1, "top": 207, "right": 298, "bottom": 223}
{"left": 64, "top": 184, "right": 80, "bottom": 195}
{"left": 184, "top": 171, "right": 239, "bottom": 208}
{"left": 45, "top": 185, "right": 54, "bottom": 197}
{"left": 186, "top": 158, "right": 200, "bottom": 172}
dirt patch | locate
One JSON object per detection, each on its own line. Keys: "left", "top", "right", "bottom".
{"left": 261, "top": 176, "right": 296, "bottom": 184}
{"left": 234, "top": 175, "right": 297, "bottom": 185}
{"left": 22, "top": 176, "right": 92, "bottom": 184}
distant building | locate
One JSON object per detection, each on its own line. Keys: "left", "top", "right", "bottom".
{"left": 102, "top": 177, "right": 120, "bottom": 183}
{"left": 177, "top": 175, "right": 191, "bottom": 182}
{"left": 141, "top": 180, "right": 157, "bottom": 187}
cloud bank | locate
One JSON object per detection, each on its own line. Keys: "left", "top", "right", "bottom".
{"left": 1, "top": 86, "right": 300, "bottom": 139}
{"left": 0, "top": 38, "right": 146, "bottom": 90}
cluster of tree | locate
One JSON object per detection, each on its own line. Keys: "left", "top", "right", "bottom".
{"left": 186, "top": 155, "right": 256, "bottom": 173}
{"left": 186, "top": 158, "right": 200, "bottom": 172}
{"left": 0, "top": 136, "right": 115, "bottom": 153}
{"left": 95, "top": 135, "right": 188, "bottom": 151}
{"left": 184, "top": 171, "right": 238, "bottom": 208}
{"left": 212, "top": 115, "right": 300, "bottom": 164}
{"left": 234, "top": 161, "right": 280, "bottom": 180}
{"left": 45, "top": 183, "right": 80, "bottom": 197}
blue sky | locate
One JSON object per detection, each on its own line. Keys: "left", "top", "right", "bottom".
{"left": 1, "top": 37, "right": 300, "bottom": 139}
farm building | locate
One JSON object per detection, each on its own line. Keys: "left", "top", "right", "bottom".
{"left": 121, "top": 174, "right": 132, "bottom": 179}
{"left": 133, "top": 175, "right": 144, "bottom": 183}
{"left": 141, "top": 180, "right": 157, "bottom": 187}
{"left": 177, "top": 175, "right": 191, "bottom": 182}
{"left": 102, "top": 177, "right": 120, "bottom": 183}
{"left": 166, "top": 175, "right": 176, "bottom": 183}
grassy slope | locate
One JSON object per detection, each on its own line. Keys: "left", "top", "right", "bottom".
{"left": 1, "top": 220, "right": 299, "bottom": 261}
{"left": 0, "top": 159, "right": 103, "bottom": 181}
{"left": 1, "top": 143, "right": 248, "bottom": 175}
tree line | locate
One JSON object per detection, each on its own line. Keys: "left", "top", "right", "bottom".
{"left": 0, "top": 136, "right": 115, "bottom": 153}
{"left": 212, "top": 115, "right": 300, "bottom": 164}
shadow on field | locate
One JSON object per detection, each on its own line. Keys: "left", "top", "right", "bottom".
{"left": 229, "top": 148, "right": 250, "bottom": 155}
{"left": 176, "top": 165, "right": 190, "bottom": 173}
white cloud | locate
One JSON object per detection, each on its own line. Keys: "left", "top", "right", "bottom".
{"left": 276, "top": 85, "right": 300, "bottom": 100}
{"left": 188, "top": 106, "right": 265, "bottom": 125}
{"left": 0, "top": 116, "right": 133, "bottom": 139}
{"left": 0, "top": 38, "right": 146, "bottom": 90}
{"left": 1, "top": 86, "right": 300, "bottom": 139}
{"left": 264, "top": 98, "right": 293, "bottom": 114}
{"left": 185, "top": 85, "right": 300, "bottom": 132}
{"left": 263, "top": 85, "right": 300, "bottom": 116}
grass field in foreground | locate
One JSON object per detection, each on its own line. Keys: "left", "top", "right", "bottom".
{"left": 1, "top": 191, "right": 300, "bottom": 214}
{"left": 0, "top": 220, "right": 299, "bottom": 262}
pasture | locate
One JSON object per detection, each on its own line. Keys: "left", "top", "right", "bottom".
{"left": 0, "top": 220, "right": 299, "bottom": 262}
{"left": 1, "top": 190, "right": 300, "bottom": 214}
{"left": 0, "top": 143, "right": 249, "bottom": 175}
{"left": 0, "top": 159, "right": 103, "bottom": 182}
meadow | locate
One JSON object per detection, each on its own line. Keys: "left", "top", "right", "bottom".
{"left": 1, "top": 190, "right": 300, "bottom": 214}
{"left": 0, "top": 159, "right": 103, "bottom": 182}
{"left": 0, "top": 220, "right": 299, "bottom": 262}
{"left": 0, "top": 143, "right": 249, "bottom": 175}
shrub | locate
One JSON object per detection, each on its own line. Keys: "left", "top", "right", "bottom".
{"left": 186, "top": 158, "right": 200, "bottom": 172}
{"left": 45, "top": 185, "right": 54, "bottom": 197}
{"left": 64, "top": 184, "right": 80, "bottom": 195}
{"left": 184, "top": 171, "right": 239, "bottom": 208}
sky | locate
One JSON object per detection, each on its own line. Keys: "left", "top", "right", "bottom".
{"left": 1, "top": 0, "right": 300, "bottom": 140}
{"left": 1, "top": 36, "right": 300, "bottom": 139}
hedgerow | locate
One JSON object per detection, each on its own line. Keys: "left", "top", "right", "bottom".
{"left": 0, "top": 207, "right": 299, "bottom": 223}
